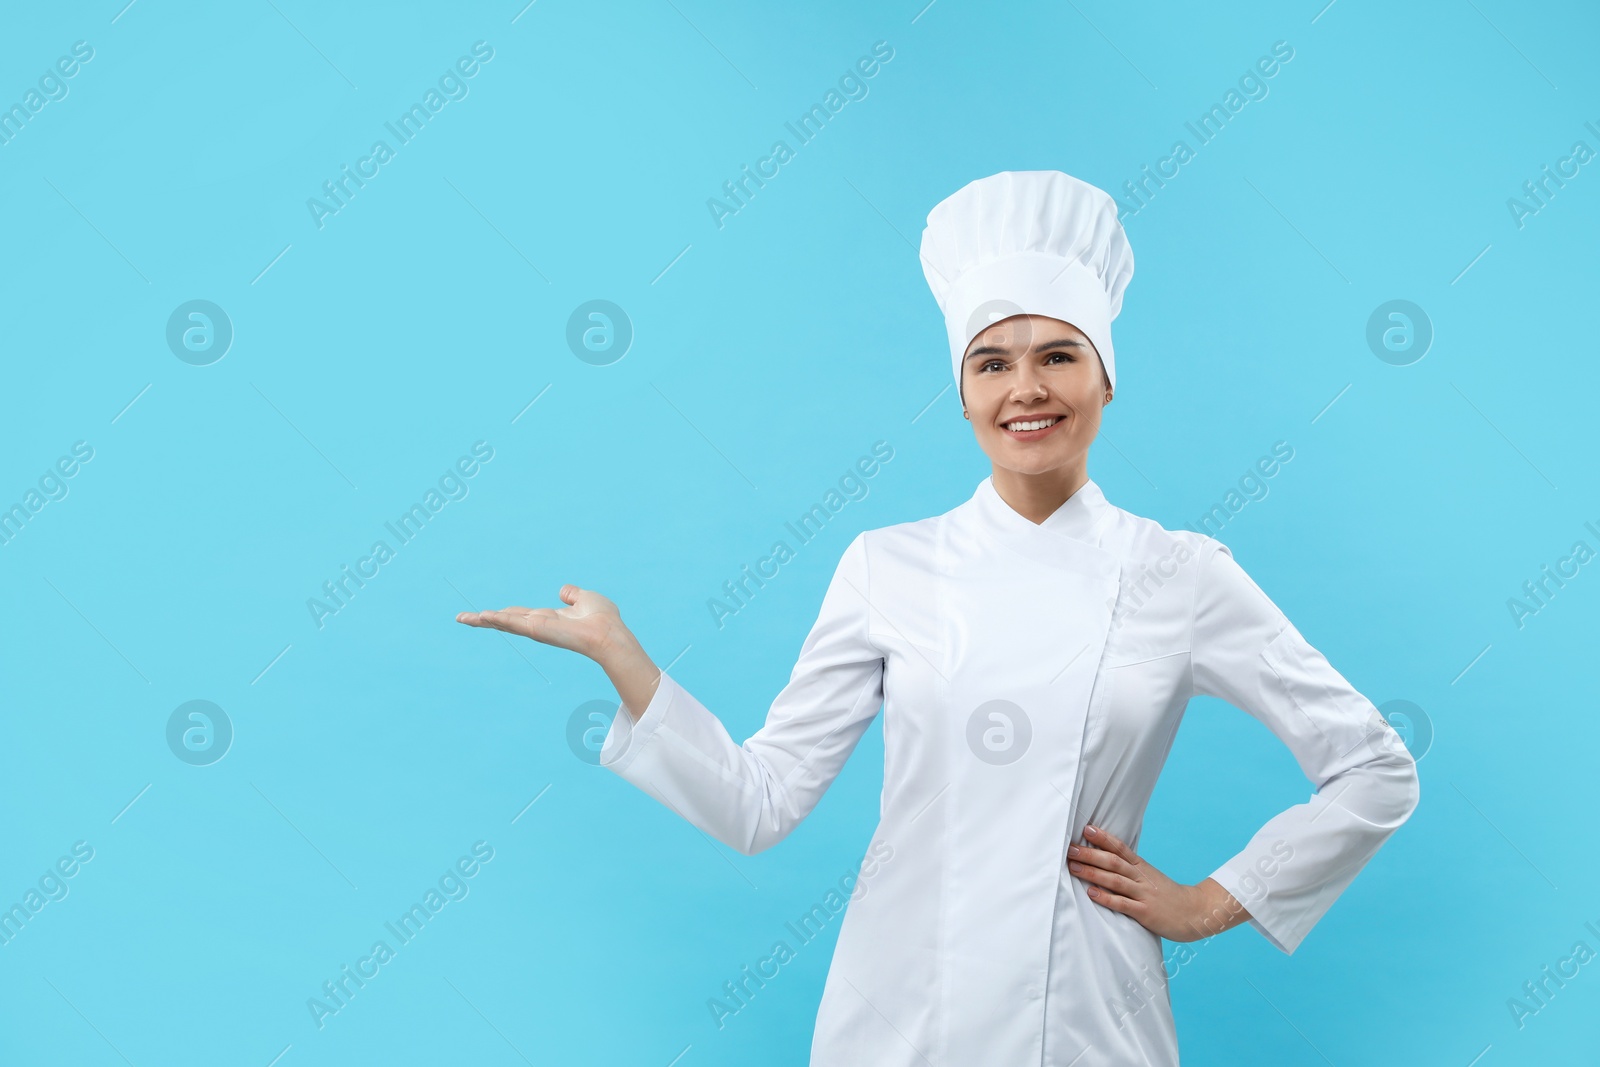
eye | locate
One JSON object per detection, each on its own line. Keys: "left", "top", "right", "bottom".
{"left": 979, "top": 359, "right": 1007, "bottom": 373}
{"left": 1045, "top": 351, "right": 1077, "bottom": 364}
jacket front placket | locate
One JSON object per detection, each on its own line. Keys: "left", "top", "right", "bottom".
{"left": 935, "top": 493, "right": 1122, "bottom": 1064}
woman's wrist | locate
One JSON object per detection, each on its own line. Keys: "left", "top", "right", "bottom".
{"left": 1184, "top": 877, "right": 1250, "bottom": 939}
{"left": 592, "top": 616, "right": 639, "bottom": 669}
{"left": 595, "top": 622, "right": 662, "bottom": 722}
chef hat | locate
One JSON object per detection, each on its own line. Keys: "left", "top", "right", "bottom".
{"left": 919, "top": 170, "right": 1134, "bottom": 393}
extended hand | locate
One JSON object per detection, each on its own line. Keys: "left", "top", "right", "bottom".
{"left": 1066, "top": 824, "right": 1249, "bottom": 942}
{"left": 456, "top": 585, "right": 623, "bottom": 661}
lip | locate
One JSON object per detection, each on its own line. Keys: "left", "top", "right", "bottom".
{"left": 1000, "top": 414, "right": 1066, "bottom": 441}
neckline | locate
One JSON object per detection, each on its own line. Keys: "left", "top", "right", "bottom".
{"left": 974, "top": 475, "right": 1109, "bottom": 546}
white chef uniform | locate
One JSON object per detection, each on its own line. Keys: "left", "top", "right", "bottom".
{"left": 600, "top": 483, "right": 1419, "bottom": 1065}
{"left": 598, "top": 170, "right": 1420, "bottom": 1065}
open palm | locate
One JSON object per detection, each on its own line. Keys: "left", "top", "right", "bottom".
{"left": 456, "top": 584, "right": 621, "bottom": 659}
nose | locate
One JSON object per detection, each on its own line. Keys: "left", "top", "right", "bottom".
{"left": 1010, "top": 363, "right": 1047, "bottom": 401}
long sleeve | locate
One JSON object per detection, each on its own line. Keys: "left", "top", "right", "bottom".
{"left": 597, "top": 532, "right": 886, "bottom": 856}
{"left": 1190, "top": 537, "right": 1420, "bottom": 955}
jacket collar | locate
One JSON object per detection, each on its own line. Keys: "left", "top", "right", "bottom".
{"left": 974, "top": 475, "right": 1112, "bottom": 547}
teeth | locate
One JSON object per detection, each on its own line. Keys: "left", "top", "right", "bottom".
{"left": 1005, "top": 417, "right": 1061, "bottom": 432}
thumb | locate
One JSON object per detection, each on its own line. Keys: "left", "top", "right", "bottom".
{"left": 559, "top": 584, "right": 580, "bottom": 604}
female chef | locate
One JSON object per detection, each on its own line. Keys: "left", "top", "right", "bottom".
{"left": 457, "top": 170, "right": 1421, "bottom": 1066}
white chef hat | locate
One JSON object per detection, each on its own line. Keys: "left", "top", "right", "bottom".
{"left": 919, "top": 170, "right": 1134, "bottom": 394}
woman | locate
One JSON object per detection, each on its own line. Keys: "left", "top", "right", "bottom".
{"left": 457, "top": 171, "right": 1420, "bottom": 1065}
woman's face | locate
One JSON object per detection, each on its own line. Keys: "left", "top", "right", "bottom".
{"left": 960, "top": 314, "right": 1111, "bottom": 477}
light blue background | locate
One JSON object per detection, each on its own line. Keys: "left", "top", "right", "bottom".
{"left": 3, "top": 1, "right": 1597, "bottom": 1064}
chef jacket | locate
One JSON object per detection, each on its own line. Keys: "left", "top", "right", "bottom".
{"left": 600, "top": 475, "right": 1421, "bottom": 1065}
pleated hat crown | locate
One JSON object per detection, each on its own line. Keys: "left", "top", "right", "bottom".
{"left": 919, "top": 170, "right": 1134, "bottom": 392}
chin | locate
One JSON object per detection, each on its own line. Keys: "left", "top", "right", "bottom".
{"left": 994, "top": 450, "right": 1073, "bottom": 475}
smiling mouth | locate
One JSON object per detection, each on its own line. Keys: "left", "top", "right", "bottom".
{"left": 1002, "top": 415, "right": 1064, "bottom": 435}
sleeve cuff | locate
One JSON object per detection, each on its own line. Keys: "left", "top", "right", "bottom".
{"left": 598, "top": 670, "right": 677, "bottom": 774}
{"left": 1207, "top": 860, "right": 1303, "bottom": 956}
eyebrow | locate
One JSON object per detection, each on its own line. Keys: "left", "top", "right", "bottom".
{"left": 965, "top": 336, "right": 1089, "bottom": 361}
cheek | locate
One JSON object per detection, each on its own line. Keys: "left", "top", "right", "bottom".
{"left": 1061, "top": 396, "right": 1105, "bottom": 444}
{"left": 1068, "top": 377, "right": 1107, "bottom": 415}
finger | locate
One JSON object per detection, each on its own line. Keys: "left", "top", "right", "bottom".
{"left": 1083, "top": 884, "right": 1142, "bottom": 916}
{"left": 1068, "top": 843, "right": 1136, "bottom": 877}
{"left": 1067, "top": 861, "right": 1142, "bottom": 898}
{"left": 472, "top": 609, "right": 544, "bottom": 637}
{"left": 559, "top": 585, "right": 579, "bottom": 604}
{"left": 460, "top": 609, "right": 511, "bottom": 631}
{"left": 1085, "top": 824, "right": 1140, "bottom": 866}
{"left": 457, "top": 605, "right": 534, "bottom": 626}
